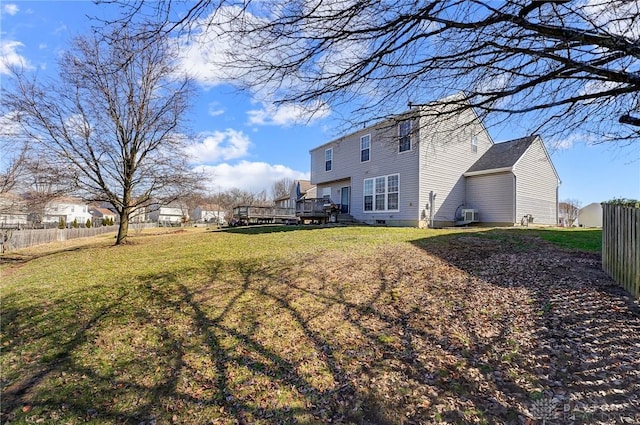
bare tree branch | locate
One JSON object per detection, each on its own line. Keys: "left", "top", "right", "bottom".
{"left": 2, "top": 26, "right": 201, "bottom": 244}
{"left": 102, "top": 0, "right": 639, "bottom": 146}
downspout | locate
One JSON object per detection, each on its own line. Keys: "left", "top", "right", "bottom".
{"left": 556, "top": 182, "right": 559, "bottom": 226}
{"left": 428, "top": 190, "right": 436, "bottom": 228}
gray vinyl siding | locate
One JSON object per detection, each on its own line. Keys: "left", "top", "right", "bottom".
{"left": 513, "top": 138, "right": 559, "bottom": 225}
{"left": 465, "top": 172, "right": 515, "bottom": 224}
{"left": 316, "top": 178, "right": 350, "bottom": 206}
{"left": 310, "top": 123, "right": 421, "bottom": 224}
{"left": 418, "top": 109, "right": 493, "bottom": 226}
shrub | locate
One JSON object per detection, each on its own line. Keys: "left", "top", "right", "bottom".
{"left": 72, "top": 218, "right": 79, "bottom": 228}
{"left": 86, "top": 218, "right": 92, "bottom": 228}
{"left": 603, "top": 198, "right": 639, "bottom": 208}
{"left": 58, "top": 217, "right": 66, "bottom": 229}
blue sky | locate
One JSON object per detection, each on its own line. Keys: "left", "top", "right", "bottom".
{"left": 1, "top": 1, "right": 638, "bottom": 206}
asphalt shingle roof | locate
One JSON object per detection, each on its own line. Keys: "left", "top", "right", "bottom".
{"left": 466, "top": 135, "right": 537, "bottom": 174}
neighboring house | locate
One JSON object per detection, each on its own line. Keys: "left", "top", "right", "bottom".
{"left": 578, "top": 202, "right": 603, "bottom": 227}
{"left": 274, "top": 180, "right": 317, "bottom": 209}
{"left": 43, "top": 197, "right": 92, "bottom": 226}
{"left": 309, "top": 99, "right": 560, "bottom": 227}
{"left": 89, "top": 205, "right": 117, "bottom": 226}
{"left": 148, "top": 202, "right": 187, "bottom": 225}
{"left": 97, "top": 201, "right": 147, "bottom": 223}
{"left": 191, "top": 204, "right": 226, "bottom": 225}
{"left": 0, "top": 193, "right": 29, "bottom": 228}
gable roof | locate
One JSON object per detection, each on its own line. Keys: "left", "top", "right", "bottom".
{"left": 298, "top": 179, "right": 313, "bottom": 194}
{"left": 89, "top": 206, "right": 116, "bottom": 217}
{"left": 310, "top": 93, "right": 490, "bottom": 153}
{"left": 274, "top": 180, "right": 315, "bottom": 202}
{"left": 465, "top": 135, "right": 537, "bottom": 175}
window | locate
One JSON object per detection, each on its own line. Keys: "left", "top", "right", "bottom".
{"left": 398, "top": 120, "right": 412, "bottom": 152}
{"left": 325, "top": 148, "right": 333, "bottom": 171}
{"left": 363, "top": 174, "right": 399, "bottom": 212}
{"left": 375, "top": 177, "right": 386, "bottom": 210}
{"left": 360, "top": 134, "right": 370, "bottom": 162}
{"left": 363, "top": 179, "right": 373, "bottom": 211}
{"left": 322, "top": 187, "right": 332, "bottom": 200}
{"left": 471, "top": 135, "right": 478, "bottom": 153}
{"left": 387, "top": 175, "right": 399, "bottom": 210}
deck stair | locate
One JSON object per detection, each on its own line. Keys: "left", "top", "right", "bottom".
{"left": 337, "top": 213, "right": 357, "bottom": 224}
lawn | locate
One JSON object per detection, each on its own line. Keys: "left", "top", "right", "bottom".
{"left": 2, "top": 225, "right": 638, "bottom": 424}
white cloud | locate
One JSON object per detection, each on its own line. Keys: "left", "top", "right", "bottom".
{"left": 194, "top": 161, "right": 309, "bottom": 193}
{"left": 185, "top": 129, "right": 251, "bottom": 163}
{"left": 549, "top": 133, "right": 599, "bottom": 150}
{"left": 3, "top": 4, "right": 19, "bottom": 15}
{"left": 175, "top": 5, "right": 254, "bottom": 87}
{"left": 247, "top": 101, "right": 331, "bottom": 126}
{"left": 0, "top": 40, "right": 32, "bottom": 74}
{"left": 583, "top": 0, "right": 640, "bottom": 38}
{"left": 0, "top": 111, "right": 25, "bottom": 139}
{"left": 175, "top": 6, "right": 334, "bottom": 128}
{"left": 208, "top": 102, "right": 225, "bottom": 117}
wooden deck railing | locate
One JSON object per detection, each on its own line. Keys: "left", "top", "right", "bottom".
{"left": 296, "top": 199, "right": 327, "bottom": 215}
{"left": 232, "top": 206, "right": 296, "bottom": 224}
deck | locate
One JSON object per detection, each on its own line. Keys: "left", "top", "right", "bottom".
{"left": 296, "top": 199, "right": 339, "bottom": 224}
{"left": 232, "top": 206, "right": 297, "bottom": 225}
{"left": 231, "top": 199, "right": 340, "bottom": 226}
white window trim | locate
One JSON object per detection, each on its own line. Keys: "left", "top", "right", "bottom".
{"left": 360, "top": 134, "right": 371, "bottom": 162}
{"left": 325, "top": 148, "right": 333, "bottom": 171}
{"left": 363, "top": 174, "right": 400, "bottom": 213}
{"left": 398, "top": 120, "right": 412, "bottom": 153}
{"left": 322, "top": 187, "right": 332, "bottom": 200}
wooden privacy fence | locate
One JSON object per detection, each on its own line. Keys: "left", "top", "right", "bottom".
{"left": 602, "top": 203, "right": 640, "bottom": 298}
{"left": 1, "top": 226, "right": 117, "bottom": 253}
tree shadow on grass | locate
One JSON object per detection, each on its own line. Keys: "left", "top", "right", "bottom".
{"left": 6, "top": 229, "right": 636, "bottom": 424}
{"left": 411, "top": 229, "right": 640, "bottom": 423}
{"left": 2, "top": 248, "right": 520, "bottom": 424}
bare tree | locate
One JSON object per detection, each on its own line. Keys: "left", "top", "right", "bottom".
{"left": 21, "top": 160, "right": 79, "bottom": 227}
{"left": 271, "top": 177, "right": 294, "bottom": 201}
{"left": 210, "top": 187, "right": 268, "bottom": 222}
{"left": 2, "top": 27, "right": 200, "bottom": 244}
{"left": 0, "top": 142, "right": 28, "bottom": 195}
{"left": 103, "top": 0, "right": 639, "bottom": 146}
{"left": 559, "top": 199, "right": 582, "bottom": 227}
{"left": 0, "top": 141, "right": 72, "bottom": 226}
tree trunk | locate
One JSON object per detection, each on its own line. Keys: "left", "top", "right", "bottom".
{"left": 116, "top": 211, "right": 129, "bottom": 245}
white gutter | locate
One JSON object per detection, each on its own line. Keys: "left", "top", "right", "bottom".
{"left": 463, "top": 166, "right": 513, "bottom": 177}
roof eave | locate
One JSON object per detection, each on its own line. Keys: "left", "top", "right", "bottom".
{"left": 464, "top": 166, "right": 513, "bottom": 177}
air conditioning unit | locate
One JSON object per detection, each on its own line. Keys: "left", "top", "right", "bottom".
{"left": 461, "top": 209, "right": 479, "bottom": 222}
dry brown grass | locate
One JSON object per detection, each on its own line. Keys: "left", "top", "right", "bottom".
{"left": 1, "top": 226, "right": 637, "bottom": 424}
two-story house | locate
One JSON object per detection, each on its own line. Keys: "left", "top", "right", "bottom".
{"left": 0, "top": 193, "right": 29, "bottom": 228}
{"left": 89, "top": 205, "right": 117, "bottom": 226}
{"left": 191, "top": 204, "right": 226, "bottom": 225}
{"left": 273, "top": 180, "right": 317, "bottom": 209}
{"left": 42, "top": 197, "right": 92, "bottom": 227}
{"left": 147, "top": 201, "right": 188, "bottom": 225}
{"left": 309, "top": 100, "right": 559, "bottom": 227}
